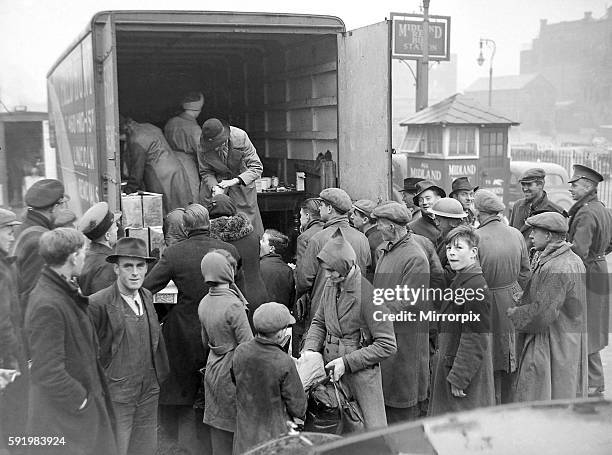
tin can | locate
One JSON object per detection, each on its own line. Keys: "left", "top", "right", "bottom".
{"left": 272, "top": 176, "right": 279, "bottom": 187}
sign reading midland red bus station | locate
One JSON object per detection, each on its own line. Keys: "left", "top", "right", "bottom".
{"left": 390, "top": 13, "right": 451, "bottom": 61}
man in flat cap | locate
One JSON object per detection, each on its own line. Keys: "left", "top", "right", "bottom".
{"left": 89, "top": 237, "right": 168, "bottom": 455}
{"left": 508, "top": 212, "right": 587, "bottom": 401}
{"left": 350, "top": 199, "right": 383, "bottom": 281}
{"left": 13, "top": 178, "right": 69, "bottom": 313}
{"left": 164, "top": 92, "right": 205, "bottom": 203}
{"left": 78, "top": 202, "right": 121, "bottom": 295}
{"left": 509, "top": 168, "right": 566, "bottom": 245}
{"left": 399, "top": 177, "right": 424, "bottom": 218}
{"left": 198, "top": 118, "right": 264, "bottom": 237}
{"left": 449, "top": 177, "right": 478, "bottom": 227}
{"left": 566, "top": 164, "right": 612, "bottom": 396}
{"left": 408, "top": 180, "right": 445, "bottom": 245}
{"left": 474, "top": 189, "right": 530, "bottom": 404}
{"left": 0, "top": 209, "right": 28, "bottom": 451}
{"left": 122, "top": 117, "right": 193, "bottom": 214}
{"left": 296, "top": 188, "right": 371, "bottom": 335}
{"left": 371, "top": 202, "right": 430, "bottom": 423}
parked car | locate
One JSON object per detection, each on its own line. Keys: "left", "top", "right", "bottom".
{"left": 508, "top": 161, "right": 573, "bottom": 211}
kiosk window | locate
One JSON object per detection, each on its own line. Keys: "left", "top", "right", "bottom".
{"left": 449, "top": 127, "right": 476, "bottom": 156}
{"left": 400, "top": 126, "right": 443, "bottom": 155}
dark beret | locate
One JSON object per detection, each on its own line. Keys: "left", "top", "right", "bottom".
{"left": 24, "top": 179, "right": 67, "bottom": 209}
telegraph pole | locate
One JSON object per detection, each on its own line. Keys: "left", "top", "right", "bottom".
{"left": 415, "top": 0, "right": 430, "bottom": 111}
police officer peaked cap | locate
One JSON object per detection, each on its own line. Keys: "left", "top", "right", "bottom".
{"left": 568, "top": 164, "right": 604, "bottom": 184}
{"left": 318, "top": 188, "right": 353, "bottom": 214}
{"left": 525, "top": 212, "right": 568, "bottom": 233}
{"left": 78, "top": 202, "right": 121, "bottom": 240}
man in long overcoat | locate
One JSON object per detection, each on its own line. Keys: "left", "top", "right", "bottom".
{"left": 296, "top": 188, "right": 371, "bottom": 332}
{"left": 510, "top": 168, "right": 566, "bottom": 245}
{"left": 78, "top": 202, "right": 120, "bottom": 295}
{"left": 199, "top": 118, "right": 264, "bottom": 237}
{"left": 474, "top": 190, "right": 530, "bottom": 404}
{"left": 508, "top": 212, "right": 587, "bottom": 401}
{"left": 371, "top": 202, "right": 430, "bottom": 423}
{"left": 123, "top": 118, "right": 193, "bottom": 214}
{"left": 566, "top": 164, "right": 612, "bottom": 396}
{"left": 143, "top": 204, "right": 241, "bottom": 453}
{"left": 25, "top": 228, "right": 117, "bottom": 455}
{"left": 164, "top": 92, "right": 204, "bottom": 202}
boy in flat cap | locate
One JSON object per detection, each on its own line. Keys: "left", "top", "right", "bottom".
{"left": 350, "top": 199, "right": 383, "bottom": 281}
{"left": 164, "top": 91, "right": 205, "bottom": 203}
{"left": 14, "top": 178, "right": 69, "bottom": 313}
{"left": 508, "top": 212, "right": 587, "bottom": 401}
{"left": 232, "top": 302, "right": 306, "bottom": 453}
{"left": 566, "top": 164, "right": 612, "bottom": 396}
{"left": 88, "top": 237, "right": 168, "bottom": 455}
{"left": 370, "top": 202, "right": 430, "bottom": 423}
{"left": 509, "top": 168, "right": 566, "bottom": 244}
{"left": 296, "top": 188, "right": 371, "bottom": 335}
{"left": 474, "top": 190, "right": 530, "bottom": 404}
{"left": 78, "top": 202, "right": 121, "bottom": 295}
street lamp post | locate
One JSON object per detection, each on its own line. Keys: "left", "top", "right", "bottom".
{"left": 477, "top": 38, "right": 496, "bottom": 107}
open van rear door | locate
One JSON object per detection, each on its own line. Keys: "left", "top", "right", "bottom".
{"left": 338, "top": 21, "right": 391, "bottom": 201}
{"left": 93, "top": 13, "right": 121, "bottom": 213}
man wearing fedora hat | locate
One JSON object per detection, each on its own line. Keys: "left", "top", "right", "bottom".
{"left": 509, "top": 168, "right": 566, "bottom": 244}
{"left": 198, "top": 118, "right": 264, "bottom": 237}
{"left": 164, "top": 92, "right": 205, "bottom": 202}
{"left": 399, "top": 177, "right": 424, "bottom": 218}
{"left": 449, "top": 177, "right": 478, "bottom": 227}
{"left": 408, "top": 180, "right": 445, "bottom": 244}
{"left": 566, "top": 164, "right": 612, "bottom": 396}
{"left": 14, "top": 178, "right": 69, "bottom": 312}
{"left": 78, "top": 202, "right": 122, "bottom": 295}
{"left": 89, "top": 237, "right": 169, "bottom": 455}
{"left": 122, "top": 117, "right": 193, "bottom": 214}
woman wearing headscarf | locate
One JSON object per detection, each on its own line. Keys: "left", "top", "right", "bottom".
{"left": 198, "top": 249, "right": 253, "bottom": 455}
{"left": 302, "top": 229, "right": 397, "bottom": 430}
{"left": 163, "top": 208, "right": 188, "bottom": 247}
{"left": 208, "top": 194, "right": 269, "bottom": 327}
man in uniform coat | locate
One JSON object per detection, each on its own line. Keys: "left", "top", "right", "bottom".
{"left": 89, "top": 238, "right": 169, "bottom": 455}
{"left": 371, "top": 202, "right": 430, "bottom": 423}
{"left": 14, "top": 179, "right": 68, "bottom": 317}
{"left": 78, "top": 202, "right": 120, "bottom": 295}
{"left": 408, "top": 180, "right": 444, "bottom": 244}
{"left": 164, "top": 92, "right": 204, "bottom": 203}
{"left": 350, "top": 199, "right": 383, "bottom": 281}
{"left": 295, "top": 188, "right": 371, "bottom": 332}
{"left": 199, "top": 118, "right": 264, "bottom": 237}
{"left": 509, "top": 168, "right": 566, "bottom": 245}
{"left": 123, "top": 118, "right": 193, "bottom": 214}
{"left": 566, "top": 164, "right": 612, "bottom": 396}
{"left": 25, "top": 228, "right": 117, "bottom": 455}
{"left": 143, "top": 203, "right": 241, "bottom": 454}
{"left": 474, "top": 190, "right": 530, "bottom": 404}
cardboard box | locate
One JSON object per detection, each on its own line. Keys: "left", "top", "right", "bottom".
{"left": 154, "top": 280, "right": 178, "bottom": 304}
{"left": 125, "top": 226, "right": 164, "bottom": 257}
{"left": 121, "top": 192, "right": 163, "bottom": 228}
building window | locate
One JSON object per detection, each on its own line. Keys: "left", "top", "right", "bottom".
{"left": 400, "top": 126, "right": 443, "bottom": 156}
{"left": 449, "top": 127, "right": 476, "bottom": 156}
{"left": 480, "top": 128, "right": 506, "bottom": 168}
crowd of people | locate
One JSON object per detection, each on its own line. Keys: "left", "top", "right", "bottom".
{"left": 1, "top": 110, "right": 611, "bottom": 455}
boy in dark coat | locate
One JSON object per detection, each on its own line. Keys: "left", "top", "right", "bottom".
{"left": 232, "top": 302, "right": 306, "bottom": 454}
{"left": 259, "top": 229, "right": 295, "bottom": 309}
{"left": 429, "top": 225, "right": 494, "bottom": 416}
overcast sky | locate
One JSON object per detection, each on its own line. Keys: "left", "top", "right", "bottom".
{"left": 0, "top": 0, "right": 608, "bottom": 111}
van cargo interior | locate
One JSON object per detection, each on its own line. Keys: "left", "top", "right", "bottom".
{"left": 116, "top": 30, "right": 339, "bottom": 195}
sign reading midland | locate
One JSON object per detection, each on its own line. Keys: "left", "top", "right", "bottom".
{"left": 391, "top": 13, "right": 451, "bottom": 61}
